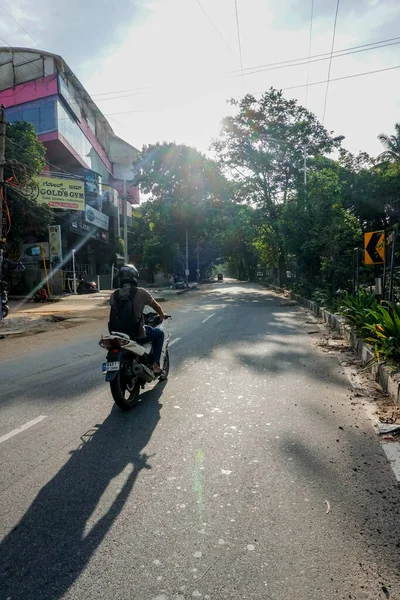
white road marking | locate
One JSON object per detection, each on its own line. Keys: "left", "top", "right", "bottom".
{"left": 0, "top": 415, "right": 47, "bottom": 445}
{"left": 202, "top": 313, "right": 215, "bottom": 324}
{"left": 169, "top": 337, "right": 181, "bottom": 347}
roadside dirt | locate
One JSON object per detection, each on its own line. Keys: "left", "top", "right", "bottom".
{"left": 273, "top": 287, "right": 400, "bottom": 436}
{"left": 308, "top": 315, "right": 400, "bottom": 433}
{"left": 0, "top": 291, "right": 188, "bottom": 360}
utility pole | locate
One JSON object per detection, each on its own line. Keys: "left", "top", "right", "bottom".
{"left": 196, "top": 239, "right": 200, "bottom": 281}
{"left": 185, "top": 229, "right": 189, "bottom": 288}
{"left": 123, "top": 179, "right": 128, "bottom": 264}
{"left": 389, "top": 230, "right": 396, "bottom": 303}
{"left": 72, "top": 249, "right": 77, "bottom": 294}
{"left": 303, "top": 143, "right": 307, "bottom": 187}
{"left": 0, "top": 107, "right": 6, "bottom": 320}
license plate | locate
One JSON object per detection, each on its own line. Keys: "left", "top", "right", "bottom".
{"left": 102, "top": 361, "right": 120, "bottom": 373}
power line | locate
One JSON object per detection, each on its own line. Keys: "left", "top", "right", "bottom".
{"left": 234, "top": 0, "right": 244, "bottom": 85}
{"left": 194, "top": 0, "right": 236, "bottom": 57}
{"left": 305, "top": 0, "right": 314, "bottom": 108}
{"left": 279, "top": 63, "right": 400, "bottom": 92}
{"left": 0, "top": 3, "right": 39, "bottom": 47}
{"left": 93, "top": 39, "right": 400, "bottom": 108}
{"left": 229, "top": 35, "right": 400, "bottom": 75}
{"left": 100, "top": 64, "right": 400, "bottom": 116}
{"left": 91, "top": 91, "right": 151, "bottom": 103}
{"left": 91, "top": 86, "right": 152, "bottom": 98}
{"left": 230, "top": 39, "right": 400, "bottom": 78}
{"left": 87, "top": 36, "right": 400, "bottom": 106}
{"left": 322, "top": 0, "right": 340, "bottom": 124}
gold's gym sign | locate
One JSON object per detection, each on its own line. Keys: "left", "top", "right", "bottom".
{"left": 35, "top": 177, "right": 85, "bottom": 211}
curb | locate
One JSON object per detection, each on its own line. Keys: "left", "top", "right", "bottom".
{"left": 291, "top": 292, "right": 400, "bottom": 406}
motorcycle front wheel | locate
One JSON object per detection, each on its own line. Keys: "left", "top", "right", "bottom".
{"left": 1, "top": 304, "right": 9, "bottom": 318}
{"left": 110, "top": 368, "right": 140, "bottom": 411}
{"left": 159, "top": 349, "right": 170, "bottom": 381}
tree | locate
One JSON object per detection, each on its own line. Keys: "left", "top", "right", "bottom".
{"left": 377, "top": 123, "right": 400, "bottom": 164}
{"left": 213, "top": 88, "right": 341, "bottom": 284}
{"left": 131, "top": 142, "right": 230, "bottom": 274}
{"left": 4, "top": 121, "right": 53, "bottom": 248}
{"left": 281, "top": 159, "right": 361, "bottom": 294}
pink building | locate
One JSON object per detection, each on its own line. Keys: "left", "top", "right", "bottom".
{"left": 0, "top": 47, "right": 140, "bottom": 286}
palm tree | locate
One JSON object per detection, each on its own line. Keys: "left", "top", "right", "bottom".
{"left": 377, "top": 123, "right": 400, "bottom": 163}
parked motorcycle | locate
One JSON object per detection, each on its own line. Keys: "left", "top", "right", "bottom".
{"left": 99, "top": 310, "right": 171, "bottom": 411}
{"left": 1, "top": 280, "right": 9, "bottom": 319}
{"left": 77, "top": 277, "right": 98, "bottom": 294}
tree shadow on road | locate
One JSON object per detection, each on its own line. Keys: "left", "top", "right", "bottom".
{"left": 277, "top": 402, "right": 400, "bottom": 595}
{"left": 0, "top": 381, "right": 166, "bottom": 600}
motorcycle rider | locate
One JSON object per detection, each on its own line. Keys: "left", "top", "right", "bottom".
{"left": 109, "top": 264, "right": 168, "bottom": 375}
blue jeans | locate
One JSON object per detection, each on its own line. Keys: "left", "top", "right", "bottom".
{"left": 142, "top": 325, "right": 164, "bottom": 365}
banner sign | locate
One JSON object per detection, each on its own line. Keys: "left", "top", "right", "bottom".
{"left": 85, "top": 206, "right": 109, "bottom": 231}
{"left": 48, "top": 225, "right": 63, "bottom": 263}
{"left": 20, "top": 242, "right": 49, "bottom": 261}
{"left": 35, "top": 177, "right": 85, "bottom": 211}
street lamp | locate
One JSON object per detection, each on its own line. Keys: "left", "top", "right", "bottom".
{"left": 264, "top": 133, "right": 345, "bottom": 188}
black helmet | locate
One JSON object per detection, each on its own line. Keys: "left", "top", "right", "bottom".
{"left": 118, "top": 264, "right": 139, "bottom": 286}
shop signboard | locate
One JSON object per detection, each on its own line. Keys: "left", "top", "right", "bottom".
{"left": 85, "top": 205, "right": 109, "bottom": 231}
{"left": 35, "top": 177, "right": 85, "bottom": 211}
{"left": 70, "top": 216, "right": 109, "bottom": 243}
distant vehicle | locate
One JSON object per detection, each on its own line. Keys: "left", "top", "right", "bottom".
{"left": 217, "top": 273, "right": 223, "bottom": 281}
{"left": 77, "top": 277, "right": 98, "bottom": 294}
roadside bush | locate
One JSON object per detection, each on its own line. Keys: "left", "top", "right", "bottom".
{"left": 364, "top": 302, "right": 400, "bottom": 361}
{"left": 338, "top": 289, "right": 378, "bottom": 331}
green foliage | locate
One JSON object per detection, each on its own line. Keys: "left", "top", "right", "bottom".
{"left": 281, "top": 159, "right": 361, "bottom": 292}
{"left": 128, "top": 95, "right": 400, "bottom": 302}
{"left": 336, "top": 292, "right": 400, "bottom": 362}
{"left": 213, "top": 87, "right": 343, "bottom": 284}
{"left": 377, "top": 123, "right": 400, "bottom": 164}
{"left": 338, "top": 289, "right": 379, "bottom": 330}
{"left": 5, "top": 121, "right": 53, "bottom": 244}
{"left": 364, "top": 303, "right": 400, "bottom": 361}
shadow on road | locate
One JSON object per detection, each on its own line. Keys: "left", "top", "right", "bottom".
{"left": 0, "top": 381, "right": 166, "bottom": 600}
{"left": 2, "top": 282, "right": 393, "bottom": 597}
{"left": 277, "top": 407, "right": 400, "bottom": 594}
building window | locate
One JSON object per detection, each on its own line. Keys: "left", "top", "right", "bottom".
{"left": 57, "top": 101, "right": 111, "bottom": 182}
{"left": 7, "top": 98, "right": 57, "bottom": 134}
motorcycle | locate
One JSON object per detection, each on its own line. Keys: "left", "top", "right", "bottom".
{"left": 99, "top": 310, "right": 171, "bottom": 411}
{"left": 1, "top": 280, "right": 9, "bottom": 319}
{"left": 77, "top": 277, "right": 98, "bottom": 294}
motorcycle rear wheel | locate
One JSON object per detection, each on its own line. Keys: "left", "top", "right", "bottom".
{"left": 110, "top": 369, "right": 140, "bottom": 411}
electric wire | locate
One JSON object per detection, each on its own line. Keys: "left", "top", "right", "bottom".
{"left": 279, "top": 63, "right": 400, "bottom": 92}
{"left": 305, "top": 0, "right": 314, "bottom": 108}
{"left": 234, "top": 0, "right": 244, "bottom": 85}
{"left": 322, "top": 0, "right": 340, "bottom": 124}
{"left": 89, "top": 37, "right": 400, "bottom": 104}
{"left": 0, "top": 3, "right": 39, "bottom": 47}
{"left": 195, "top": 0, "right": 236, "bottom": 57}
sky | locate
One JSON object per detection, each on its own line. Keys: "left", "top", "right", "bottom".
{"left": 0, "top": 0, "right": 399, "bottom": 158}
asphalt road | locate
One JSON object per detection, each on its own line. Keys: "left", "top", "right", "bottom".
{"left": 0, "top": 282, "right": 400, "bottom": 600}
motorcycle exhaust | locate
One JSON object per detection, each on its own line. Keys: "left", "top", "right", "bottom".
{"left": 133, "top": 364, "right": 155, "bottom": 383}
